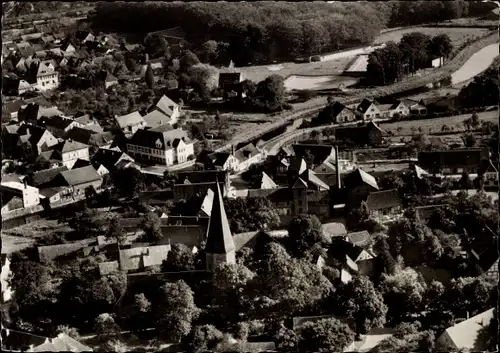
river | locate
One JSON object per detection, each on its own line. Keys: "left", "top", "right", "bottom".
{"left": 451, "top": 43, "right": 499, "bottom": 84}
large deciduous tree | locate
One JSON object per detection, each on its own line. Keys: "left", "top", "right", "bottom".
{"left": 297, "top": 318, "right": 355, "bottom": 352}
{"left": 287, "top": 214, "right": 327, "bottom": 258}
{"left": 161, "top": 243, "right": 196, "bottom": 272}
{"left": 156, "top": 280, "right": 199, "bottom": 342}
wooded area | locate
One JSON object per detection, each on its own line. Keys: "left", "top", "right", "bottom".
{"left": 91, "top": 1, "right": 486, "bottom": 66}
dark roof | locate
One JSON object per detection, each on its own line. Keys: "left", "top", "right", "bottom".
{"left": 17, "top": 125, "right": 52, "bottom": 146}
{"left": 470, "top": 226, "right": 499, "bottom": 272}
{"left": 25, "top": 96, "right": 51, "bottom": 108}
{"left": 66, "top": 127, "right": 114, "bottom": 147}
{"left": 30, "top": 166, "right": 69, "bottom": 187}
{"left": 234, "top": 143, "right": 260, "bottom": 162}
{"left": 418, "top": 148, "right": 488, "bottom": 170}
{"left": 59, "top": 165, "right": 101, "bottom": 186}
{"left": 128, "top": 128, "right": 191, "bottom": 150}
{"left": 52, "top": 139, "right": 89, "bottom": 153}
{"left": 292, "top": 144, "right": 334, "bottom": 165}
{"left": 365, "top": 189, "right": 401, "bottom": 211}
{"left": 91, "top": 148, "right": 133, "bottom": 171}
{"left": 71, "top": 159, "right": 91, "bottom": 169}
{"left": 175, "top": 170, "right": 228, "bottom": 184}
{"left": 343, "top": 168, "right": 379, "bottom": 190}
{"left": 40, "top": 116, "right": 74, "bottom": 130}
{"left": 205, "top": 182, "right": 235, "bottom": 254}
{"left": 329, "top": 238, "right": 370, "bottom": 264}
{"left": 357, "top": 98, "right": 375, "bottom": 114}
{"left": 334, "top": 121, "right": 386, "bottom": 145}
{"left": 3, "top": 99, "right": 27, "bottom": 114}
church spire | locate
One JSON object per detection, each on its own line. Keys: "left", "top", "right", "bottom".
{"left": 205, "top": 179, "right": 235, "bottom": 255}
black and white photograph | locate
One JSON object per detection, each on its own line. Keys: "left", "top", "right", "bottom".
{"left": 1, "top": 1, "right": 499, "bottom": 352}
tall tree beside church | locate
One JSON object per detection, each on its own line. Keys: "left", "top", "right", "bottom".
{"left": 145, "top": 63, "right": 155, "bottom": 90}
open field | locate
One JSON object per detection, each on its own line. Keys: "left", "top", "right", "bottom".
{"left": 373, "top": 26, "right": 491, "bottom": 46}
{"left": 220, "top": 57, "right": 354, "bottom": 84}
{"left": 380, "top": 110, "right": 498, "bottom": 135}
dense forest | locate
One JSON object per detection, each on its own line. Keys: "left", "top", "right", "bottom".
{"left": 91, "top": 1, "right": 486, "bottom": 66}
{"left": 458, "top": 56, "right": 500, "bottom": 108}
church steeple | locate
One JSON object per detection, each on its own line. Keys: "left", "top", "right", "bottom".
{"left": 205, "top": 179, "right": 236, "bottom": 270}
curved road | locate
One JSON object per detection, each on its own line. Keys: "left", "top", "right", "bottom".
{"left": 165, "top": 32, "right": 498, "bottom": 172}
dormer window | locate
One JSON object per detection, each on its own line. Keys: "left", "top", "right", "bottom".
{"left": 155, "top": 139, "right": 162, "bottom": 149}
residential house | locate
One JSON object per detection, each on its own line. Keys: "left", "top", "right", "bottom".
{"left": 318, "top": 101, "right": 358, "bottom": 124}
{"left": 73, "top": 114, "right": 102, "bottom": 130}
{"left": 196, "top": 150, "right": 239, "bottom": 172}
{"left": 18, "top": 104, "right": 65, "bottom": 125}
{"left": 417, "top": 148, "right": 490, "bottom": 175}
{"left": 1, "top": 329, "right": 92, "bottom": 352}
{"left": 234, "top": 143, "right": 263, "bottom": 171}
{"left": 18, "top": 79, "right": 36, "bottom": 95}
{"left": 2, "top": 99, "right": 27, "bottom": 120}
{"left": 61, "top": 42, "right": 76, "bottom": 54}
{"left": 292, "top": 144, "right": 336, "bottom": 167}
{"left": 335, "top": 121, "right": 387, "bottom": 147}
{"left": 35, "top": 61, "right": 59, "bottom": 91}
{"left": 119, "top": 244, "right": 171, "bottom": 273}
{"left": 115, "top": 111, "right": 146, "bottom": 135}
{"left": 15, "top": 124, "right": 59, "bottom": 156}
{"left": 435, "top": 308, "right": 495, "bottom": 351}
{"left": 39, "top": 116, "right": 83, "bottom": 137}
{"left": 127, "top": 128, "right": 194, "bottom": 166}
{"left": 343, "top": 168, "right": 379, "bottom": 208}
{"left": 47, "top": 139, "right": 90, "bottom": 169}
{"left": 218, "top": 72, "right": 243, "bottom": 99}
{"left": 402, "top": 99, "right": 427, "bottom": 115}
{"left": 328, "top": 237, "right": 377, "bottom": 276}
{"left": 480, "top": 159, "right": 499, "bottom": 188}
{"left": 1, "top": 181, "right": 40, "bottom": 214}
{"left": 144, "top": 95, "right": 182, "bottom": 128}
{"left": 344, "top": 328, "right": 395, "bottom": 352}
{"left": 365, "top": 189, "right": 402, "bottom": 219}
{"left": 28, "top": 166, "right": 69, "bottom": 189}
{"left": 345, "top": 230, "right": 371, "bottom": 248}
{"left": 322, "top": 222, "right": 348, "bottom": 241}
{"left": 469, "top": 226, "right": 499, "bottom": 282}
{"left": 91, "top": 148, "right": 135, "bottom": 175}
{"left": 65, "top": 127, "right": 114, "bottom": 154}
{"left": 49, "top": 165, "right": 102, "bottom": 197}
{"left": 356, "top": 98, "right": 382, "bottom": 120}
{"left": 387, "top": 100, "right": 411, "bottom": 117}
{"left": 101, "top": 71, "right": 118, "bottom": 89}
{"left": 39, "top": 187, "right": 68, "bottom": 206}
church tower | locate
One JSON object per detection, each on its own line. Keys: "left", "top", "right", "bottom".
{"left": 205, "top": 180, "right": 236, "bottom": 271}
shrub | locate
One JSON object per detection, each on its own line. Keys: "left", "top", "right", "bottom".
{"left": 310, "top": 55, "right": 321, "bottom": 62}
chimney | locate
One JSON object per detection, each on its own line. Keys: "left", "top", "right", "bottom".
{"left": 231, "top": 145, "right": 235, "bottom": 155}
{"left": 23, "top": 179, "right": 28, "bottom": 189}
{"left": 335, "top": 145, "right": 341, "bottom": 189}
{"left": 145, "top": 53, "right": 149, "bottom": 63}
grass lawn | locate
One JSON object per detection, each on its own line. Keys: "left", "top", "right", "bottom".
{"left": 380, "top": 110, "right": 498, "bottom": 136}
{"left": 373, "top": 26, "right": 491, "bottom": 47}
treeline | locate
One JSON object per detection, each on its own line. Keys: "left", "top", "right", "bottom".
{"left": 458, "top": 56, "right": 500, "bottom": 108}
{"left": 365, "top": 33, "right": 453, "bottom": 86}
{"left": 92, "top": 1, "right": 473, "bottom": 66}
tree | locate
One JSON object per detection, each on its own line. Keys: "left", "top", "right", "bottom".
{"left": 201, "top": 40, "right": 219, "bottom": 63}
{"left": 462, "top": 133, "right": 476, "bottom": 147}
{"left": 254, "top": 74, "right": 286, "bottom": 112}
{"left": 334, "top": 276, "right": 388, "bottom": 334}
{"left": 440, "top": 277, "right": 496, "bottom": 317}
{"left": 157, "top": 280, "right": 199, "bottom": 342}
{"left": 179, "top": 50, "right": 200, "bottom": 72}
{"left": 141, "top": 212, "right": 163, "bottom": 242}
{"left": 67, "top": 206, "right": 105, "bottom": 237}
{"left": 95, "top": 313, "right": 121, "bottom": 342}
{"left": 458, "top": 170, "right": 474, "bottom": 190}
{"left": 129, "top": 293, "right": 152, "bottom": 332}
{"left": 184, "top": 325, "right": 224, "bottom": 353}
{"left": 106, "top": 216, "right": 127, "bottom": 246}
{"left": 56, "top": 325, "right": 80, "bottom": 339}
{"left": 145, "top": 63, "right": 155, "bottom": 90}
{"left": 378, "top": 267, "right": 427, "bottom": 322}
{"left": 275, "top": 324, "right": 298, "bottom": 351}
{"left": 110, "top": 167, "right": 146, "bottom": 200}
{"left": 287, "top": 214, "right": 326, "bottom": 258}
{"left": 428, "top": 34, "right": 453, "bottom": 60}
{"left": 470, "top": 112, "right": 480, "bottom": 129}
{"left": 161, "top": 243, "right": 196, "bottom": 272}
{"left": 298, "top": 318, "right": 355, "bottom": 352}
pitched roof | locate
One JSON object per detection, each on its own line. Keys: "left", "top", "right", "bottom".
{"left": 260, "top": 172, "right": 278, "bottom": 189}
{"left": 292, "top": 177, "right": 308, "bottom": 189}
{"left": 91, "top": 148, "right": 134, "bottom": 171}
{"left": 199, "top": 188, "right": 214, "bottom": 217}
{"left": 357, "top": 98, "right": 377, "bottom": 114}
{"left": 300, "top": 169, "right": 330, "bottom": 190}
{"left": 52, "top": 139, "right": 89, "bottom": 153}
{"left": 128, "top": 128, "right": 191, "bottom": 150}
{"left": 205, "top": 181, "right": 235, "bottom": 254}
{"left": 119, "top": 244, "right": 171, "bottom": 272}
{"left": 142, "top": 109, "right": 174, "bottom": 129}
{"left": 73, "top": 114, "right": 94, "bottom": 125}
{"left": 365, "top": 189, "right": 401, "bottom": 211}
{"left": 322, "top": 222, "right": 348, "bottom": 239}
{"left": 30, "top": 166, "right": 69, "bottom": 187}
{"left": 38, "top": 239, "right": 95, "bottom": 262}
{"left": 344, "top": 168, "right": 379, "bottom": 190}
{"left": 346, "top": 231, "right": 371, "bottom": 247}
{"left": 292, "top": 144, "right": 334, "bottom": 165}
{"left": 41, "top": 116, "right": 74, "bottom": 130}
{"left": 98, "top": 261, "right": 120, "bottom": 276}
{"left": 66, "top": 127, "right": 113, "bottom": 147}
{"left": 31, "top": 333, "right": 93, "bottom": 352}
{"left": 418, "top": 148, "right": 487, "bottom": 170}
{"left": 329, "top": 237, "right": 374, "bottom": 263}
{"left": 334, "top": 121, "right": 386, "bottom": 145}
{"left": 3, "top": 99, "right": 27, "bottom": 114}
{"left": 234, "top": 143, "right": 260, "bottom": 163}
{"left": 149, "top": 95, "right": 179, "bottom": 118}
{"left": 60, "top": 165, "right": 101, "bottom": 186}
{"left": 313, "top": 160, "right": 337, "bottom": 174}
{"left": 288, "top": 157, "right": 308, "bottom": 176}
{"left": 442, "top": 308, "right": 495, "bottom": 350}
{"left": 70, "top": 159, "right": 91, "bottom": 169}
{"left": 36, "top": 61, "right": 55, "bottom": 77}
{"left": 115, "top": 111, "right": 145, "bottom": 128}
